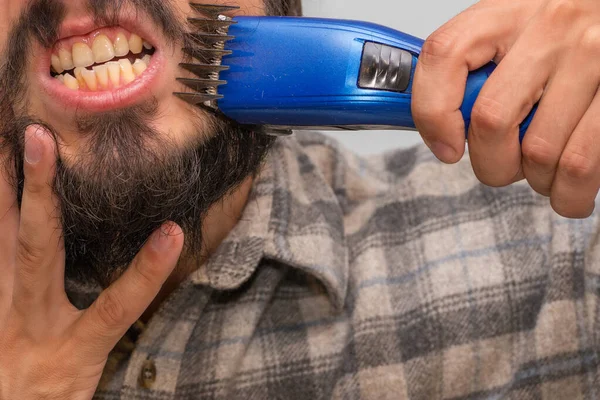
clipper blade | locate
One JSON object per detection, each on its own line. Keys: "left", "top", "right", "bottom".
{"left": 174, "top": 3, "right": 239, "bottom": 110}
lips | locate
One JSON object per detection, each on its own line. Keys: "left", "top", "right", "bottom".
{"left": 51, "top": 29, "right": 155, "bottom": 91}
{"left": 37, "top": 14, "right": 169, "bottom": 113}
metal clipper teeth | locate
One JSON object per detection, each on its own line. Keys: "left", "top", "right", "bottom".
{"left": 174, "top": 3, "right": 239, "bottom": 109}
{"left": 182, "top": 47, "right": 232, "bottom": 64}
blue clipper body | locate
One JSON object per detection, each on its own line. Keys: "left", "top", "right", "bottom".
{"left": 216, "top": 16, "right": 535, "bottom": 140}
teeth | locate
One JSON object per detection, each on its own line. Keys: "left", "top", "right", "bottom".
{"left": 72, "top": 43, "right": 94, "bottom": 68}
{"left": 133, "top": 59, "right": 148, "bottom": 76}
{"left": 59, "top": 48, "right": 74, "bottom": 71}
{"left": 63, "top": 73, "right": 79, "bottom": 90}
{"left": 107, "top": 61, "right": 121, "bottom": 88}
{"left": 82, "top": 69, "right": 98, "bottom": 91}
{"left": 93, "top": 65, "right": 109, "bottom": 89}
{"left": 113, "top": 33, "right": 129, "bottom": 57}
{"left": 52, "top": 31, "right": 154, "bottom": 90}
{"left": 92, "top": 34, "right": 115, "bottom": 64}
{"left": 129, "top": 34, "right": 143, "bottom": 54}
{"left": 119, "top": 59, "right": 136, "bottom": 84}
{"left": 74, "top": 67, "right": 87, "bottom": 88}
{"left": 51, "top": 54, "right": 64, "bottom": 74}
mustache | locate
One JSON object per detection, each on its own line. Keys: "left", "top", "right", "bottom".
{"left": 0, "top": 0, "right": 187, "bottom": 188}
{"left": 0, "top": 0, "right": 186, "bottom": 121}
{"left": 0, "top": 1, "right": 277, "bottom": 288}
{"left": 87, "top": 0, "right": 185, "bottom": 44}
{"left": 22, "top": 0, "right": 184, "bottom": 49}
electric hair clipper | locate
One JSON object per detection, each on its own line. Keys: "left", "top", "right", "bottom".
{"left": 176, "top": 4, "right": 536, "bottom": 138}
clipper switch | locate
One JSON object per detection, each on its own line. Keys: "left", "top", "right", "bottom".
{"left": 358, "top": 41, "right": 412, "bottom": 93}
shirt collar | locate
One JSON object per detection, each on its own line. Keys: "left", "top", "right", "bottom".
{"left": 191, "top": 136, "right": 349, "bottom": 309}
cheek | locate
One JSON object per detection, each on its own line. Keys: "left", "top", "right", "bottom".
{"left": 154, "top": 98, "right": 215, "bottom": 148}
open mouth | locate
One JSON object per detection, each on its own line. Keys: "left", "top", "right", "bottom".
{"left": 50, "top": 27, "right": 156, "bottom": 91}
{"left": 39, "top": 19, "right": 167, "bottom": 113}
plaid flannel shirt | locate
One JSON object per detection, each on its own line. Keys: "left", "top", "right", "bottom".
{"left": 66, "top": 131, "right": 600, "bottom": 399}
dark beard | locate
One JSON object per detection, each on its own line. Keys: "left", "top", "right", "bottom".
{"left": 0, "top": 0, "right": 275, "bottom": 288}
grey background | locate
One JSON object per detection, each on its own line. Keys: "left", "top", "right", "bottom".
{"left": 301, "top": 0, "right": 477, "bottom": 154}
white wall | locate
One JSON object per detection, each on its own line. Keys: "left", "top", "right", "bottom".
{"left": 301, "top": 0, "right": 478, "bottom": 154}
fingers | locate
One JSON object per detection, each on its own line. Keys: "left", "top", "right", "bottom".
{"left": 12, "top": 125, "right": 64, "bottom": 310}
{"left": 550, "top": 92, "right": 600, "bottom": 218}
{"left": 467, "top": 22, "right": 554, "bottom": 187}
{"left": 412, "top": 3, "right": 524, "bottom": 163}
{"left": 76, "top": 223, "right": 183, "bottom": 358}
{"left": 521, "top": 51, "right": 600, "bottom": 196}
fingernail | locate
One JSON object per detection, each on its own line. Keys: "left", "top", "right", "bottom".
{"left": 429, "top": 141, "right": 457, "bottom": 163}
{"left": 151, "top": 223, "right": 173, "bottom": 251}
{"left": 24, "top": 126, "right": 44, "bottom": 165}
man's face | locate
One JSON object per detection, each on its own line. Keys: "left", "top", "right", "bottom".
{"left": 0, "top": 0, "right": 275, "bottom": 287}
{"left": 0, "top": 0, "right": 268, "bottom": 158}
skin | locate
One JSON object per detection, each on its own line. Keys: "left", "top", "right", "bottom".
{"left": 1, "top": 0, "right": 598, "bottom": 397}
{"left": 412, "top": 0, "right": 600, "bottom": 219}
{"left": 0, "top": 0, "right": 265, "bottom": 398}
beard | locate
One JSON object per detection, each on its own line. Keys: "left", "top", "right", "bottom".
{"left": 0, "top": 0, "right": 276, "bottom": 288}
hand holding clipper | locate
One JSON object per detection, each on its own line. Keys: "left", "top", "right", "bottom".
{"left": 175, "top": 4, "right": 536, "bottom": 138}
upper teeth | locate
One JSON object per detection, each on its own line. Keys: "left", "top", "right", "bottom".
{"left": 72, "top": 43, "right": 95, "bottom": 68}
{"left": 51, "top": 33, "right": 152, "bottom": 73}
{"left": 114, "top": 33, "right": 129, "bottom": 57}
{"left": 91, "top": 35, "right": 115, "bottom": 64}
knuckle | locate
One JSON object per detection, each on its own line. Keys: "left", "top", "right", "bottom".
{"left": 580, "top": 25, "right": 600, "bottom": 53}
{"left": 23, "top": 177, "right": 46, "bottom": 197}
{"left": 15, "top": 233, "right": 44, "bottom": 270}
{"left": 558, "top": 146, "right": 595, "bottom": 181}
{"left": 94, "top": 290, "right": 127, "bottom": 328}
{"left": 411, "top": 103, "right": 447, "bottom": 127}
{"left": 420, "top": 30, "right": 459, "bottom": 63}
{"left": 522, "top": 135, "right": 561, "bottom": 170}
{"left": 543, "top": 0, "right": 582, "bottom": 24}
{"left": 131, "top": 257, "right": 160, "bottom": 289}
{"left": 470, "top": 96, "right": 511, "bottom": 134}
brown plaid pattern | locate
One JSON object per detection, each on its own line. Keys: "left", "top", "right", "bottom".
{"left": 66, "top": 131, "right": 600, "bottom": 399}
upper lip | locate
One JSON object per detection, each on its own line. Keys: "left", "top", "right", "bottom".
{"left": 54, "top": 9, "right": 160, "bottom": 46}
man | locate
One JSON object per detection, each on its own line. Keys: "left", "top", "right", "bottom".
{"left": 1, "top": 0, "right": 599, "bottom": 398}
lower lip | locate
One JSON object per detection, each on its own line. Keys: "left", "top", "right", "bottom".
{"left": 37, "top": 50, "right": 165, "bottom": 113}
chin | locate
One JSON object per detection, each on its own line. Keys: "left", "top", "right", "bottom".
{"left": 0, "top": 0, "right": 277, "bottom": 287}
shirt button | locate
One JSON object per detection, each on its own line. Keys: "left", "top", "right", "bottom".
{"left": 139, "top": 358, "right": 157, "bottom": 389}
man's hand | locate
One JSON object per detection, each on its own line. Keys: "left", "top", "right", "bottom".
{"left": 0, "top": 126, "right": 184, "bottom": 399}
{"left": 412, "top": 0, "right": 600, "bottom": 218}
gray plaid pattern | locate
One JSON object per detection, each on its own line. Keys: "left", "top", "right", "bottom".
{"left": 66, "top": 131, "right": 600, "bottom": 399}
